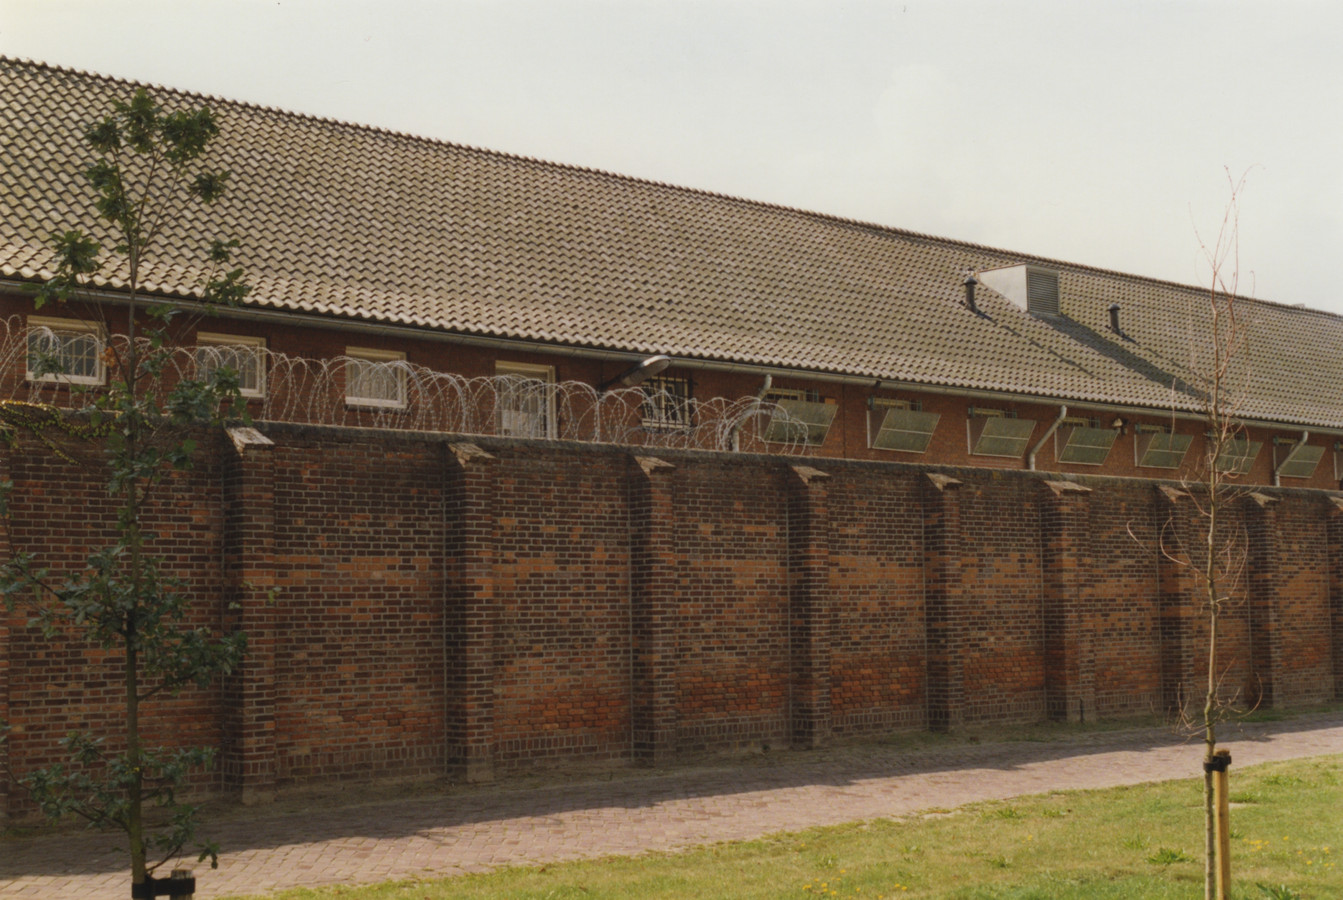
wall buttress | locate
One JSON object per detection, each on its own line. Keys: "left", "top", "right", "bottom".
{"left": 446, "top": 443, "right": 498, "bottom": 783}
{"left": 221, "top": 426, "right": 278, "bottom": 804}
{"left": 788, "top": 465, "right": 832, "bottom": 748}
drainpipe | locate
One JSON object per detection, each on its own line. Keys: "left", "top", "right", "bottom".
{"left": 1273, "top": 430, "right": 1310, "bottom": 487}
{"left": 1027, "top": 405, "right": 1068, "bottom": 471}
{"left": 730, "top": 374, "right": 772, "bottom": 452}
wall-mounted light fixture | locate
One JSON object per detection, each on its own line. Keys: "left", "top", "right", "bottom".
{"left": 598, "top": 355, "right": 671, "bottom": 391}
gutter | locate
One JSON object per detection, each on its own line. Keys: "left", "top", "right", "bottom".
{"left": 1027, "top": 406, "right": 1068, "bottom": 471}
{"left": 4, "top": 277, "right": 1342, "bottom": 438}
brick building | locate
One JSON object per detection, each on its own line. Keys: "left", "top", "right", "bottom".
{"left": 0, "top": 58, "right": 1340, "bottom": 812}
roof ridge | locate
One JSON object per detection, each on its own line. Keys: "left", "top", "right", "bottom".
{"left": 2, "top": 54, "right": 1334, "bottom": 322}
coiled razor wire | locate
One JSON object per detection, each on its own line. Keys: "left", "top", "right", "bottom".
{"left": 3, "top": 317, "right": 818, "bottom": 455}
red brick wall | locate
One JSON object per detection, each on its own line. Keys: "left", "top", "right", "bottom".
{"left": 825, "top": 470, "right": 927, "bottom": 733}
{"left": 672, "top": 458, "right": 791, "bottom": 751}
{"left": 1, "top": 433, "right": 227, "bottom": 818}
{"left": 1088, "top": 485, "right": 1163, "bottom": 717}
{"left": 3, "top": 425, "right": 1340, "bottom": 821}
{"left": 268, "top": 433, "right": 446, "bottom": 786}
{"left": 960, "top": 477, "right": 1048, "bottom": 722}
{"left": 490, "top": 446, "right": 632, "bottom": 764}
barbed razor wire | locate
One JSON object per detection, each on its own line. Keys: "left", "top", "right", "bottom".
{"left": 2, "top": 317, "right": 821, "bottom": 455}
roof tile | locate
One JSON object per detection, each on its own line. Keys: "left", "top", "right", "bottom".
{"left": 2, "top": 57, "right": 1341, "bottom": 427}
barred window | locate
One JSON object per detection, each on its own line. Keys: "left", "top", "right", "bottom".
{"left": 640, "top": 376, "right": 692, "bottom": 429}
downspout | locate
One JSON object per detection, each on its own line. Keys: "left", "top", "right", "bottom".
{"left": 730, "top": 374, "right": 772, "bottom": 452}
{"left": 1027, "top": 405, "right": 1068, "bottom": 471}
{"left": 1273, "top": 430, "right": 1310, "bottom": 487}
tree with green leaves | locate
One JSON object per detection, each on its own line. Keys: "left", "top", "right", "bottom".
{"left": 0, "top": 87, "right": 249, "bottom": 892}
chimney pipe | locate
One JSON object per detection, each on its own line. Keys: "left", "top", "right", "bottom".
{"left": 1108, "top": 303, "right": 1121, "bottom": 333}
{"left": 964, "top": 275, "right": 979, "bottom": 313}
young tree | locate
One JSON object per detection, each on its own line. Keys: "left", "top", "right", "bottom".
{"left": 0, "top": 88, "right": 249, "bottom": 892}
{"left": 1159, "top": 169, "right": 1255, "bottom": 900}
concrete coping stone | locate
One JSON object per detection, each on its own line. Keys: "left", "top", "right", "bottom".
{"left": 449, "top": 442, "right": 495, "bottom": 465}
{"left": 790, "top": 464, "right": 831, "bottom": 484}
{"left": 634, "top": 455, "right": 676, "bottom": 476}
{"left": 925, "top": 472, "right": 963, "bottom": 491}
{"left": 226, "top": 425, "right": 274, "bottom": 454}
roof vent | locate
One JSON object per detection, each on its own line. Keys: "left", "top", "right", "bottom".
{"left": 977, "top": 265, "right": 1061, "bottom": 317}
{"left": 963, "top": 275, "right": 979, "bottom": 313}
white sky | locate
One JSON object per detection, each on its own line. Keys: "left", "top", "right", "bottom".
{"left": 2, "top": 1, "right": 1341, "bottom": 313}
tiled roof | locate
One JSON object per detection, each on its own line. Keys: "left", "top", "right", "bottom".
{"left": 2, "top": 57, "right": 1341, "bottom": 428}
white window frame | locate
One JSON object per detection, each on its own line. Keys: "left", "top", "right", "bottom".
{"left": 26, "top": 315, "right": 105, "bottom": 386}
{"left": 345, "top": 347, "right": 407, "bottom": 409}
{"left": 195, "top": 332, "right": 266, "bottom": 399}
{"left": 495, "top": 361, "right": 556, "bottom": 438}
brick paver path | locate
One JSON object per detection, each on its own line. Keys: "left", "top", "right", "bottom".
{"left": 4, "top": 712, "right": 1342, "bottom": 898}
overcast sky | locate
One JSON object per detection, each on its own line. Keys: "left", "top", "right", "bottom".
{"left": 2, "top": 1, "right": 1340, "bottom": 314}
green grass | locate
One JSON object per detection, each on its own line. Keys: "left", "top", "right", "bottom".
{"left": 224, "top": 755, "right": 1343, "bottom": 900}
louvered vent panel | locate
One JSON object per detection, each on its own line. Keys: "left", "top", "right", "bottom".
{"left": 1277, "top": 443, "right": 1324, "bottom": 479}
{"left": 1215, "top": 439, "right": 1262, "bottom": 475}
{"left": 1026, "top": 270, "right": 1060, "bottom": 316}
{"left": 872, "top": 408, "right": 941, "bottom": 453}
{"left": 1137, "top": 431, "right": 1192, "bottom": 469}
{"left": 763, "top": 399, "right": 837, "bottom": 446}
{"left": 1057, "top": 425, "right": 1119, "bottom": 465}
{"left": 969, "top": 415, "right": 1036, "bottom": 457}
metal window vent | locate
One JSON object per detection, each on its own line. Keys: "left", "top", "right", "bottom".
{"left": 976, "top": 265, "right": 1061, "bottom": 317}
{"left": 763, "top": 395, "right": 837, "bottom": 446}
{"left": 869, "top": 398, "right": 940, "bottom": 453}
{"left": 1026, "top": 270, "right": 1060, "bottom": 317}
{"left": 1215, "top": 438, "right": 1262, "bottom": 475}
{"left": 1135, "top": 426, "right": 1193, "bottom": 469}
{"left": 1274, "top": 441, "right": 1324, "bottom": 479}
{"left": 967, "top": 409, "right": 1036, "bottom": 457}
{"left": 1056, "top": 417, "right": 1118, "bottom": 465}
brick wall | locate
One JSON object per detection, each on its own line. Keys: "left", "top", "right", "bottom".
{"left": 2, "top": 424, "right": 1340, "bottom": 820}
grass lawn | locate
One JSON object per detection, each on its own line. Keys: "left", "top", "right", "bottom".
{"left": 225, "top": 754, "right": 1341, "bottom": 900}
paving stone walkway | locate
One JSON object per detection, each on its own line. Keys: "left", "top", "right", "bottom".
{"left": 3, "top": 712, "right": 1342, "bottom": 898}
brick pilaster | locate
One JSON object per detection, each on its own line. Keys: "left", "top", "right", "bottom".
{"left": 445, "top": 442, "right": 497, "bottom": 782}
{"left": 0, "top": 450, "right": 12, "bottom": 824}
{"left": 1246, "top": 491, "right": 1286, "bottom": 708}
{"left": 923, "top": 473, "right": 966, "bottom": 732}
{"left": 630, "top": 455, "right": 678, "bottom": 765}
{"left": 1156, "top": 485, "right": 1199, "bottom": 720}
{"left": 1328, "top": 497, "right": 1343, "bottom": 701}
{"left": 788, "top": 465, "right": 832, "bottom": 749}
{"left": 1040, "top": 480, "right": 1096, "bottom": 723}
{"left": 220, "top": 426, "right": 278, "bottom": 805}
{"left": 1240, "top": 494, "right": 1283, "bottom": 714}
